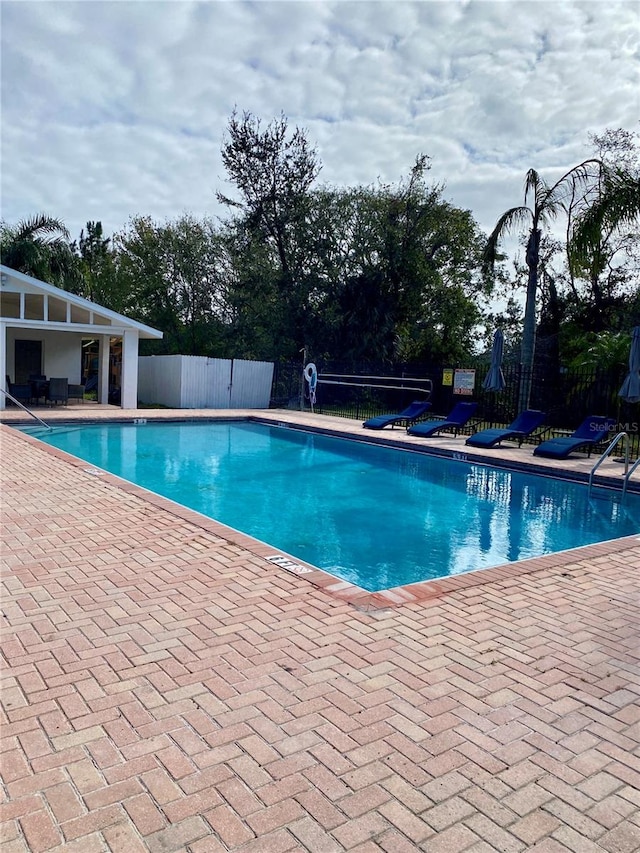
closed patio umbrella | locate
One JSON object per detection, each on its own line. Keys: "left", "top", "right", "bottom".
{"left": 619, "top": 326, "right": 640, "bottom": 404}
{"left": 483, "top": 329, "right": 506, "bottom": 392}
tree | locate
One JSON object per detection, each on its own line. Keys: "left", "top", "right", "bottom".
{"left": 484, "top": 161, "right": 601, "bottom": 410}
{"left": 566, "top": 171, "right": 640, "bottom": 335}
{"left": 298, "top": 158, "right": 488, "bottom": 365}
{"left": 218, "top": 110, "right": 321, "bottom": 272}
{"left": 217, "top": 218, "right": 284, "bottom": 360}
{"left": 70, "top": 221, "right": 128, "bottom": 310}
{"left": 570, "top": 167, "right": 640, "bottom": 271}
{"left": 218, "top": 110, "right": 321, "bottom": 358}
{"left": 115, "top": 215, "right": 228, "bottom": 356}
{"left": 162, "top": 215, "right": 229, "bottom": 355}
{"left": 563, "top": 131, "right": 639, "bottom": 332}
{"left": 0, "top": 213, "right": 80, "bottom": 288}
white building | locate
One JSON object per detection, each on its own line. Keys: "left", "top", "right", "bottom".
{"left": 0, "top": 265, "right": 163, "bottom": 410}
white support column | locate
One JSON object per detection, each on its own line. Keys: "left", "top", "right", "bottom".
{"left": 120, "top": 330, "right": 139, "bottom": 409}
{"left": 0, "top": 322, "right": 6, "bottom": 411}
{"left": 98, "top": 335, "right": 110, "bottom": 405}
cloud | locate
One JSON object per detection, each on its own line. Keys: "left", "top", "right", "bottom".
{"left": 1, "top": 0, "right": 638, "bottom": 244}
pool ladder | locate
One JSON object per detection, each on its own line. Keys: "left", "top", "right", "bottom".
{"left": 588, "top": 432, "right": 639, "bottom": 502}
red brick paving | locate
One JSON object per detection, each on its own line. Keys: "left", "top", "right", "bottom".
{"left": 1, "top": 416, "right": 639, "bottom": 852}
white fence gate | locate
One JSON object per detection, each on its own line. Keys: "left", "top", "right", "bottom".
{"left": 138, "top": 356, "right": 274, "bottom": 409}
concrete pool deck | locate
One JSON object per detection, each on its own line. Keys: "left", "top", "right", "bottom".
{"left": 1, "top": 408, "right": 639, "bottom": 852}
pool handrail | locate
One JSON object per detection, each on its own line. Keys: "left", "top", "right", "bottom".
{"left": 1, "top": 387, "right": 52, "bottom": 430}
{"left": 622, "top": 457, "right": 640, "bottom": 500}
{"left": 588, "top": 431, "right": 629, "bottom": 499}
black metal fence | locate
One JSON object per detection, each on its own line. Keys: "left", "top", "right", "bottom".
{"left": 270, "top": 359, "right": 640, "bottom": 457}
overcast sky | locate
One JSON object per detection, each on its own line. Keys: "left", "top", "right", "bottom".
{"left": 1, "top": 0, "right": 638, "bottom": 247}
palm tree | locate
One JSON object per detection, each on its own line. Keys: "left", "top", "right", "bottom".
{"left": 565, "top": 167, "right": 640, "bottom": 333}
{"left": 484, "top": 161, "right": 601, "bottom": 410}
{"left": 0, "top": 213, "right": 79, "bottom": 288}
{"left": 570, "top": 166, "right": 640, "bottom": 266}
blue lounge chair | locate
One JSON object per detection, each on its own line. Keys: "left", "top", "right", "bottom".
{"left": 465, "top": 410, "right": 547, "bottom": 449}
{"left": 407, "top": 402, "right": 479, "bottom": 438}
{"left": 363, "top": 400, "right": 432, "bottom": 430}
{"left": 533, "top": 416, "right": 617, "bottom": 459}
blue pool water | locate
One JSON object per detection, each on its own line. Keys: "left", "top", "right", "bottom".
{"left": 20, "top": 420, "right": 639, "bottom": 592}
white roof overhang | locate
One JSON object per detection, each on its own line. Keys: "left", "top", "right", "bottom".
{"left": 0, "top": 265, "right": 163, "bottom": 340}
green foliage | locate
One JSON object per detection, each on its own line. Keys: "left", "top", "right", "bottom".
{"left": 216, "top": 113, "right": 487, "bottom": 364}
{"left": 69, "top": 221, "right": 129, "bottom": 311}
{"left": 217, "top": 110, "right": 323, "bottom": 358}
{"left": 286, "top": 157, "right": 487, "bottom": 365}
{"left": 114, "top": 214, "right": 228, "bottom": 356}
{"left": 218, "top": 219, "right": 284, "bottom": 360}
{"left": 564, "top": 330, "right": 632, "bottom": 371}
{"left": 0, "top": 213, "right": 80, "bottom": 288}
{"left": 568, "top": 165, "right": 640, "bottom": 320}
{"left": 218, "top": 109, "right": 320, "bottom": 275}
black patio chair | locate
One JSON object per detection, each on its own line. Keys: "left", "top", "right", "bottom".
{"left": 68, "top": 383, "right": 86, "bottom": 403}
{"left": 47, "top": 377, "right": 69, "bottom": 406}
{"left": 6, "top": 375, "right": 33, "bottom": 405}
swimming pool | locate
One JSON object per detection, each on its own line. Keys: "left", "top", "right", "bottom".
{"left": 19, "top": 420, "right": 639, "bottom": 592}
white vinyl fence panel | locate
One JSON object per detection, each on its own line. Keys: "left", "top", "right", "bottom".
{"left": 138, "top": 355, "right": 183, "bottom": 409}
{"left": 180, "top": 357, "right": 232, "bottom": 408}
{"left": 230, "top": 359, "right": 274, "bottom": 408}
{"left": 138, "top": 355, "right": 274, "bottom": 409}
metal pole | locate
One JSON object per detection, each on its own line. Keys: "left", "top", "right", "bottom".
{"left": 0, "top": 388, "right": 52, "bottom": 429}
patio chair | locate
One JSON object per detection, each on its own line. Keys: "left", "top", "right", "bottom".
{"left": 363, "top": 400, "right": 432, "bottom": 430}
{"left": 6, "top": 375, "right": 33, "bottom": 404}
{"left": 465, "top": 410, "right": 547, "bottom": 449}
{"left": 68, "top": 383, "right": 86, "bottom": 403}
{"left": 407, "top": 402, "right": 479, "bottom": 438}
{"left": 47, "top": 377, "right": 69, "bottom": 406}
{"left": 533, "top": 416, "right": 617, "bottom": 459}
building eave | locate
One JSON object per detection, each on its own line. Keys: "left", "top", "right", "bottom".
{"left": 0, "top": 265, "right": 164, "bottom": 340}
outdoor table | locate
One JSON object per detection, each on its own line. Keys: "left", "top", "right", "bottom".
{"left": 30, "top": 379, "right": 49, "bottom": 403}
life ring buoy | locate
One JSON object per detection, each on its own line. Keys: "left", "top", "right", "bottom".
{"left": 303, "top": 363, "right": 318, "bottom": 405}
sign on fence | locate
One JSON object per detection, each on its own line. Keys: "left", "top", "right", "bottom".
{"left": 453, "top": 369, "right": 476, "bottom": 395}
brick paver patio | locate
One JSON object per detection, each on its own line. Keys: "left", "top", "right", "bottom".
{"left": 1, "top": 413, "right": 639, "bottom": 852}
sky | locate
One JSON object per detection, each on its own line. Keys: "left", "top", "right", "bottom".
{"left": 1, "top": 0, "right": 639, "bottom": 248}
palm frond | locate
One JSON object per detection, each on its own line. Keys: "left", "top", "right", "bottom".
{"left": 536, "top": 201, "right": 564, "bottom": 229}
{"left": 570, "top": 168, "right": 640, "bottom": 264}
{"left": 16, "top": 214, "right": 70, "bottom": 242}
{"left": 600, "top": 168, "right": 640, "bottom": 226}
{"left": 483, "top": 206, "right": 533, "bottom": 269}
{"left": 544, "top": 158, "right": 603, "bottom": 210}
{"left": 524, "top": 169, "right": 549, "bottom": 210}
